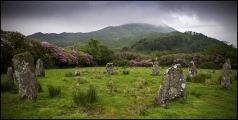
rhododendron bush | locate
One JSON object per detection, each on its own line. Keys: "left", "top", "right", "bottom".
{"left": 41, "top": 41, "right": 93, "bottom": 67}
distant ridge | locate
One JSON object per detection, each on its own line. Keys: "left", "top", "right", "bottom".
{"left": 27, "top": 23, "right": 177, "bottom": 49}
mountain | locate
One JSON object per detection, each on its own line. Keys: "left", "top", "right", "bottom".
{"left": 27, "top": 23, "right": 177, "bottom": 50}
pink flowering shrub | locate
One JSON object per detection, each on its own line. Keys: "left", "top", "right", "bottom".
{"left": 112, "top": 52, "right": 152, "bottom": 67}
{"left": 192, "top": 53, "right": 199, "bottom": 63}
{"left": 1, "top": 38, "right": 13, "bottom": 48}
{"left": 41, "top": 41, "right": 93, "bottom": 67}
{"left": 130, "top": 59, "right": 153, "bottom": 67}
{"left": 213, "top": 55, "right": 220, "bottom": 64}
{"left": 77, "top": 51, "right": 94, "bottom": 66}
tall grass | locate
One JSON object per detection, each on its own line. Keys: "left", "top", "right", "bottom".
{"left": 72, "top": 89, "right": 87, "bottom": 106}
{"left": 1, "top": 80, "right": 10, "bottom": 92}
{"left": 47, "top": 85, "right": 61, "bottom": 98}
{"left": 86, "top": 84, "right": 98, "bottom": 103}
{"left": 122, "top": 70, "right": 130, "bottom": 75}
{"left": 65, "top": 71, "right": 74, "bottom": 77}
{"left": 72, "top": 84, "right": 98, "bottom": 106}
{"left": 190, "top": 73, "right": 211, "bottom": 84}
{"left": 38, "top": 81, "right": 43, "bottom": 92}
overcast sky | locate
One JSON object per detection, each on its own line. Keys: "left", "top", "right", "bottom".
{"left": 1, "top": 1, "right": 237, "bottom": 47}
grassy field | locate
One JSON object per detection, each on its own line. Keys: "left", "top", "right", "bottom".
{"left": 1, "top": 66, "right": 237, "bottom": 119}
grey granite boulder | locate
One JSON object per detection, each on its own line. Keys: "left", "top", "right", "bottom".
{"left": 12, "top": 51, "right": 39, "bottom": 100}
{"left": 154, "top": 64, "right": 187, "bottom": 105}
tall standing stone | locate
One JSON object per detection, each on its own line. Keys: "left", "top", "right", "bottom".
{"left": 187, "top": 61, "right": 197, "bottom": 77}
{"left": 154, "top": 64, "right": 186, "bottom": 106}
{"left": 106, "top": 63, "right": 113, "bottom": 75}
{"left": 12, "top": 51, "right": 39, "bottom": 100}
{"left": 151, "top": 60, "right": 160, "bottom": 75}
{"left": 221, "top": 59, "right": 231, "bottom": 88}
{"left": 35, "top": 59, "right": 45, "bottom": 77}
{"left": 6, "top": 67, "right": 14, "bottom": 88}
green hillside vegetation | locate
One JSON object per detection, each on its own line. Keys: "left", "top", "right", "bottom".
{"left": 27, "top": 23, "right": 176, "bottom": 49}
{"left": 129, "top": 31, "right": 222, "bottom": 53}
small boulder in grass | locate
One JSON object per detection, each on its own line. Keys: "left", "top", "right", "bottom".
{"left": 74, "top": 70, "right": 80, "bottom": 76}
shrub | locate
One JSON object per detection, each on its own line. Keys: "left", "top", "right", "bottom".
{"left": 138, "top": 107, "right": 148, "bottom": 116}
{"left": 65, "top": 71, "right": 74, "bottom": 77}
{"left": 72, "top": 90, "right": 87, "bottom": 106}
{"left": 114, "top": 60, "right": 130, "bottom": 66}
{"left": 122, "top": 70, "right": 130, "bottom": 75}
{"left": 199, "top": 62, "right": 217, "bottom": 69}
{"left": 136, "top": 78, "right": 148, "bottom": 88}
{"left": 86, "top": 85, "right": 98, "bottom": 103}
{"left": 190, "top": 90, "right": 202, "bottom": 98}
{"left": 108, "top": 80, "right": 113, "bottom": 87}
{"left": 147, "top": 87, "right": 152, "bottom": 93}
{"left": 1, "top": 80, "right": 10, "bottom": 92}
{"left": 47, "top": 85, "right": 61, "bottom": 98}
{"left": 107, "top": 81, "right": 118, "bottom": 94}
{"left": 124, "top": 85, "right": 130, "bottom": 94}
{"left": 130, "top": 59, "right": 153, "bottom": 67}
{"left": 95, "top": 74, "right": 102, "bottom": 79}
{"left": 186, "top": 76, "right": 191, "bottom": 82}
{"left": 191, "top": 73, "right": 211, "bottom": 84}
{"left": 204, "top": 79, "right": 212, "bottom": 86}
{"left": 38, "top": 81, "right": 43, "bottom": 92}
{"left": 72, "top": 84, "right": 98, "bottom": 106}
{"left": 173, "top": 58, "right": 188, "bottom": 67}
{"left": 10, "top": 86, "right": 18, "bottom": 94}
{"left": 75, "top": 77, "right": 88, "bottom": 84}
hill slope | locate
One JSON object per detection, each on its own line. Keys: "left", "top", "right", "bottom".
{"left": 129, "top": 31, "right": 223, "bottom": 53}
{"left": 27, "top": 23, "right": 177, "bottom": 49}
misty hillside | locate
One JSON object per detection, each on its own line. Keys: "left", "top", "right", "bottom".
{"left": 27, "top": 23, "right": 177, "bottom": 49}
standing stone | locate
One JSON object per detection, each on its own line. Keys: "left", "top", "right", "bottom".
{"left": 12, "top": 51, "right": 39, "bottom": 100}
{"left": 154, "top": 64, "right": 187, "bottom": 106}
{"left": 35, "top": 59, "right": 45, "bottom": 77}
{"left": 151, "top": 60, "right": 160, "bottom": 75}
{"left": 6, "top": 67, "right": 14, "bottom": 88}
{"left": 187, "top": 61, "right": 197, "bottom": 77}
{"left": 221, "top": 59, "right": 231, "bottom": 88}
{"left": 106, "top": 63, "right": 113, "bottom": 75}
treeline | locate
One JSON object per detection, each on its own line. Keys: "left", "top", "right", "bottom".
{"left": 1, "top": 30, "right": 237, "bottom": 74}
{"left": 1, "top": 30, "right": 114, "bottom": 73}
{"left": 130, "top": 31, "right": 222, "bottom": 53}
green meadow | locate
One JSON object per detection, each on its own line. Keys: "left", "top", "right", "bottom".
{"left": 1, "top": 66, "right": 237, "bottom": 119}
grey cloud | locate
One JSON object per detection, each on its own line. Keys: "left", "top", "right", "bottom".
{"left": 1, "top": 1, "right": 90, "bottom": 18}
{"left": 1, "top": 1, "right": 237, "bottom": 46}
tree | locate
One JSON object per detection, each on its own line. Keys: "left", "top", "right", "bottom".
{"left": 81, "top": 38, "right": 100, "bottom": 64}
{"left": 98, "top": 45, "right": 114, "bottom": 65}
{"left": 202, "top": 41, "right": 237, "bottom": 69}
{"left": 80, "top": 38, "right": 114, "bottom": 66}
